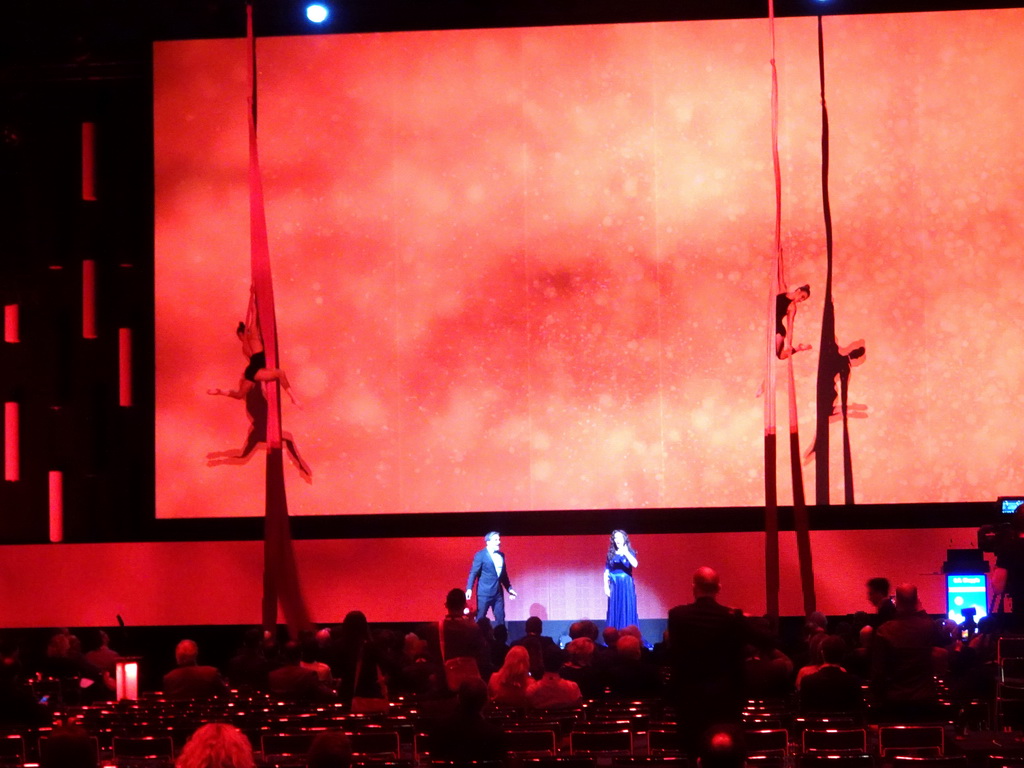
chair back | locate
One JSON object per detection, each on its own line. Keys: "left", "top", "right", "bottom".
{"left": 878, "top": 725, "right": 944, "bottom": 758}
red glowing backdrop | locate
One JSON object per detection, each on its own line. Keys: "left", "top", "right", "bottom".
{"left": 155, "top": 9, "right": 1024, "bottom": 519}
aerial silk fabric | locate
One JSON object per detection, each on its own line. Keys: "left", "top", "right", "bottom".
{"left": 247, "top": 5, "right": 311, "bottom": 634}
{"left": 765, "top": 0, "right": 817, "bottom": 618}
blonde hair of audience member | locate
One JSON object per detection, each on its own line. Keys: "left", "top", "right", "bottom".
{"left": 488, "top": 645, "right": 533, "bottom": 700}
{"left": 176, "top": 723, "right": 255, "bottom": 768}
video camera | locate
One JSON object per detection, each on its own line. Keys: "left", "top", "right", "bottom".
{"left": 980, "top": 498, "right": 1024, "bottom": 553}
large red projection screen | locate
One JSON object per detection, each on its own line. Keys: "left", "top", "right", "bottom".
{"left": 155, "top": 10, "right": 1024, "bottom": 519}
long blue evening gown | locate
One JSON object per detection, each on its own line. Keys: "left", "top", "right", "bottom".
{"left": 605, "top": 553, "right": 639, "bottom": 629}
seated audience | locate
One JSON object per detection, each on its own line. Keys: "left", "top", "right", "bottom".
{"left": 560, "top": 637, "right": 603, "bottom": 699}
{"left": 842, "top": 625, "right": 873, "bottom": 682}
{"left": 511, "top": 616, "right": 557, "bottom": 681}
{"left": 269, "top": 640, "right": 332, "bottom": 701}
{"left": 163, "top": 640, "right": 228, "bottom": 700}
{"left": 487, "top": 645, "right": 535, "bottom": 707}
{"left": 176, "top": 723, "right": 255, "bottom": 768}
{"left": 799, "top": 634, "right": 863, "bottom": 713}
{"left": 83, "top": 630, "right": 120, "bottom": 676}
{"left": 390, "top": 632, "right": 434, "bottom": 696}
{"left": 226, "top": 628, "right": 272, "bottom": 691}
{"left": 38, "top": 632, "right": 109, "bottom": 703}
{"left": 527, "top": 648, "right": 582, "bottom": 711}
{"left": 298, "top": 633, "right": 334, "bottom": 685}
{"left": 606, "top": 634, "right": 661, "bottom": 698}
{"left": 744, "top": 617, "right": 794, "bottom": 700}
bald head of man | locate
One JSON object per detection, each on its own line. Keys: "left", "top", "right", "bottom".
{"left": 693, "top": 567, "right": 721, "bottom": 598}
{"left": 894, "top": 582, "right": 919, "bottom": 612}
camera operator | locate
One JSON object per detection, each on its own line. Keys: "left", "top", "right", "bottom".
{"left": 990, "top": 508, "right": 1024, "bottom": 631}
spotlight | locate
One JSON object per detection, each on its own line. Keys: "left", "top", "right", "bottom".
{"left": 306, "top": 3, "right": 329, "bottom": 23}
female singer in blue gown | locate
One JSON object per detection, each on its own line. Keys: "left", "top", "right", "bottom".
{"left": 604, "top": 529, "right": 639, "bottom": 629}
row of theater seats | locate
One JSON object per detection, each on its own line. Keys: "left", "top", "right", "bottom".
{"left": 0, "top": 693, "right": 1016, "bottom": 768}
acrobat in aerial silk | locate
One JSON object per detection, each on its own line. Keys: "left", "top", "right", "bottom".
{"left": 207, "top": 289, "right": 311, "bottom": 480}
{"left": 764, "top": 0, "right": 816, "bottom": 621}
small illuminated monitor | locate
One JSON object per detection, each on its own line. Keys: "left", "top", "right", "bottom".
{"left": 947, "top": 574, "right": 988, "bottom": 624}
{"left": 1001, "top": 497, "right": 1024, "bottom": 516}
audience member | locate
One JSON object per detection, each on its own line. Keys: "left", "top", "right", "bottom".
{"left": 176, "top": 723, "right": 255, "bottom": 768}
{"left": 842, "top": 625, "right": 874, "bottom": 681}
{"left": 870, "top": 583, "right": 945, "bottom": 721}
{"left": 606, "top": 635, "right": 661, "bottom": 698}
{"left": 390, "top": 632, "right": 434, "bottom": 696}
{"left": 511, "top": 616, "right": 557, "bottom": 681}
{"left": 527, "top": 648, "right": 582, "bottom": 711}
{"left": 226, "top": 628, "right": 272, "bottom": 691}
{"left": 743, "top": 617, "right": 794, "bottom": 700}
{"left": 269, "top": 641, "right": 332, "bottom": 701}
{"left": 867, "top": 577, "right": 897, "bottom": 628}
{"left": 595, "top": 626, "right": 619, "bottom": 669}
{"left": 298, "top": 632, "right": 334, "bottom": 685}
{"left": 425, "top": 589, "right": 489, "bottom": 691}
{"left": 487, "top": 645, "right": 535, "bottom": 707}
{"left": 799, "top": 634, "right": 863, "bottom": 713}
{"left": 668, "top": 567, "right": 750, "bottom": 756}
{"left": 334, "top": 611, "right": 387, "bottom": 708}
{"left": 560, "top": 637, "right": 603, "bottom": 699}
{"left": 491, "top": 623, "right": 510, "bottom": 669}
{"left": 163, "top": 640, "right": 228, "bottom": 700}
{"left": 38, "top": 632, "right": 109, "bottom": 703}
{"left": 83, "top": 630, "right": 120, "bottom": 676}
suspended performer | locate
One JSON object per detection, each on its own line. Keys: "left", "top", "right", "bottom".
{"left": 604, "top": 529, "right": 639, "bottom": 630}
{"left": 206, "top": 382, "right": 311, "bottom": 480}
{"left": 775, "top": 284, "right": 812, "bottom": 359}
{"left": 207, "top": 288, "right": 299, "bottom": 406}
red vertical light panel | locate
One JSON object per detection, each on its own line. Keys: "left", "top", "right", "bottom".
{"left": 119, "top": 328, "right": 132, "bottom": 407}
{"left": 3, "top": 304, "right": 18, "bottom": 343}
{"left": 3, "top": 402, "right": 17, "bottom": 482}
{"left": 49, "top": 471, "right": 64, "bottom": 543}
{"left": 82, "top": 259, "right": 97, "bottom": 339}
{"left": 82, "top": 122, "right": 97, "bottom": 201}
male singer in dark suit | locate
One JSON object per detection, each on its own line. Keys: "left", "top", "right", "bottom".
{"left": 466, "top": 531, "right": 517, "bottom": 626}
